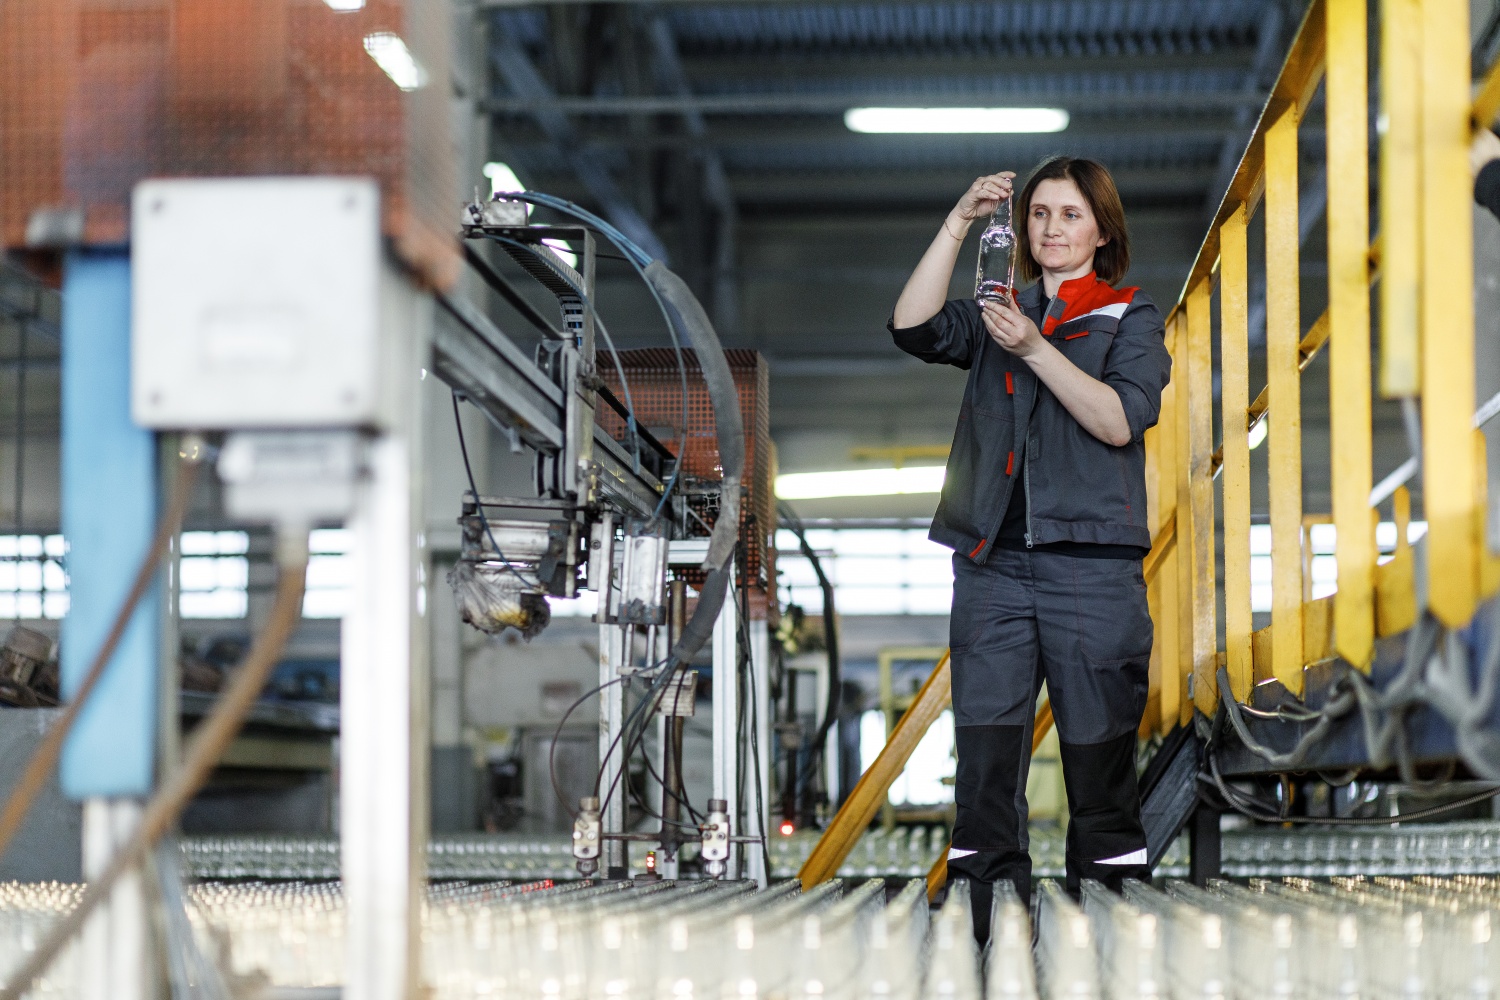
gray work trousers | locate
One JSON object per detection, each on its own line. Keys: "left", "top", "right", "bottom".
{"left": 944, "top": 547, "right": 1153, "bottom": 940}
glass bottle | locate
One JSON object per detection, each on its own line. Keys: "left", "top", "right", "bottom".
{"left": 975, "top": 195, "right": 1018, "bottom": 306}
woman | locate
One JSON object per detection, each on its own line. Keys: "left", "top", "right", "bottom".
{"left": 889, "top": 156, "right": 1171, "bottom": 941}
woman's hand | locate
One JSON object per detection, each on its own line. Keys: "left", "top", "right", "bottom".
{"left": 951, "top": 172, "right": 1016, "bottom": 228}
{"left": 894, "top": 171, "right": 1015, "bottom": 330}
{"left": 980, "top": 296, "right": 1044, "bottom": 358}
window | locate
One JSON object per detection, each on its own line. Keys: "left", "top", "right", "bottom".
{"left": 860, "top": 707, "right": 955, "bottom": 806}
{"left": 0, "top": 534, "right": 68, "bottom": 620}
{"left": 547, "top": 590, "right": 598, "bottom": 618}
{"left": 179, "top": 531, "right": 250, "bottom": 619}
{"left": 1248, "top": 520, "right": 1427, "bottom": 613}
{"left": 776, "top": 528, "right": 953, "bottom": 616}
{"left": 303, "top": 529, "right": 352, "bottom": 619}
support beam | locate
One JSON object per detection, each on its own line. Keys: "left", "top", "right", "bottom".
{"left": 1326, "top": 0, "right": 1375, "bottom": 669}
{"left": 489, "top": 35, "right": 669, "bottom": 262}
{"left": 483, "top": 89, "right": 1276, "bottom": 117}
{"left": 1202, "top": 3, "right": 1286, "bottom": 219}
{"left": 646, "top": 15, "right": 737, "bottom": 336}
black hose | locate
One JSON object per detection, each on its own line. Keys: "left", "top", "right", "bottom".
{"left": 779, "top": 505, "right": 841, "bottom": 802}
{"left": 643, "top": 262, "right": 745, "bottom": 671}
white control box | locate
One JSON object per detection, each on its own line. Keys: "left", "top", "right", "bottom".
{"left": 132, "top": 177, "right": 385, "bottom": 429}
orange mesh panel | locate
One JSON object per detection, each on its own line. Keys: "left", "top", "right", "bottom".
{"left": 598, "top": 348, "right": 775, "bottom": 600}
{"left": 0, "top": 0, "right": 458, "bottom": 289}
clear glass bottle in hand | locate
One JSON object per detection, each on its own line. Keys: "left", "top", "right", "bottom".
{"left": 975, "top": 194, "right": 1017, "bottom": 307}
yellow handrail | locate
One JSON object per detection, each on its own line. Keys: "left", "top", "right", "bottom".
{"left": 1153, "top": 0, "right": 1500, "bottom": 711}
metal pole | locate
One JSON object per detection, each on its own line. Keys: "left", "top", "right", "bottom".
{"left": 711, "top": 559, "right": 739, "bottom": 879}
{"left": 596, "top": 514, "right": 627, "bottom": 878}
{"left": 341, "top": 269, "right": 430, "bottom": 1000}
{"left": 746, "top": 615, "right": 770, "bottom": 886}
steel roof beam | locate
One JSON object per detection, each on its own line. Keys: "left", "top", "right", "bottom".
{"left": 489, "top": 34, "right": 670, "bottom": 262}
{"left": 675, "top": 51, "right": 1259, "bottom": 80}
{"left": 483, "top": 88, "right": 1273, "bottom": 116}
{"left": 1202, "top": 2, "right": 1290, "bottom": 218}
{"left": 646, "top": 14, "right": 739, "bottom": 335}
{"left": 494, "top": 120, "right": 1327, "bottom": 151}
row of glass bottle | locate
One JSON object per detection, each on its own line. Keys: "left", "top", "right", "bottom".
{"left": 179, "top": 875, "right": 950, "bottom": 997}
{"left": 1036, "top": 875, "right": 1500, "bottom": 1000}
{"left": 181, "top": 819, "right": 1500, "bottom": 883}
{"left": 768, "top": 826, "right": 1192, "bottom": 880}
{"left": 0, "top": 882, "right": 85, "bottom": 999}
{"left": 15, "top": 870, "right": 1500, "bottom": 998}
{"left": 179, "top": 835, "right": 581, "bottom": 880}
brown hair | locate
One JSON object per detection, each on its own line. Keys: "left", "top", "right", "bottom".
{"left": 1014, "top": 156, "right": 1131, "bottom": 285}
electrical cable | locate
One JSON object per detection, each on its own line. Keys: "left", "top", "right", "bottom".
{"left": 779, "top": 503, "right": 841, "bottom": 803}
{"left": 451, "top": 391, "right": 533, "bottom": 590}
{"left": 1200, "top": 751, "right": 1500, "bottom": 826}
{"left": 0, "top": 544, "right": 307, "bottom": 1000}
{"left": 547, "top": 674, "right": 630, "bottom": 821}
{"left": 730, "top": 574, "right": 774, "bottom": 880}
{"left": 596, "top": 651, "right": 681, "bottom": 823}
{"left": 0, "top": 450, "right": 202, "bottom": 863}
{"left": 497, "top": 193, "right": 692, "bottom": 522}
{"left": 480, "top": 234, "right": 648, "bottom": 476}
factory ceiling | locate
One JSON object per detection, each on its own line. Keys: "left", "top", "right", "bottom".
{"left": 482, "top": 0, "right": 1320, "bottom": 504}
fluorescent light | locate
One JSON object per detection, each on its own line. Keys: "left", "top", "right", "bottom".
{"left": 542, "top": 238, "right": 577, "bottom": 269}
{"left": 775, "top": 466, "right": 946, "bottom": 500}
{"left": 324, "top": 0, "right": 364, "bottom": 10}
{"left": 1248, "top": 418, "right": 1268, "bottom": 450}
{"left": 483, "top": 161, "right": 525, "bottom": 197}
{"left": 844, "top": 107, "right": 1068, "bottom": 134}
{"left": 363, "top": 32, "right": 427, "bottom": 91}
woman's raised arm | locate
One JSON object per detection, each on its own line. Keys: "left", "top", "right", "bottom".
{"left": 892, "top": 172, "right": 1013, "bottom": 329}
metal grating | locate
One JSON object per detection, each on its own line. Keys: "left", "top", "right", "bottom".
{"left": 0, "top": 0, "right": 459, "bottom": 288}
{"left": 596, "top": 349, "right": 775, "bottom": 600}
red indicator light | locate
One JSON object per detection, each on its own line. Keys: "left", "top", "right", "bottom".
{"left": 779, "top": 821, "right": 795, "bottom": 836}
{"left": 645, "top": 851, "right": 657, "bottom": 872}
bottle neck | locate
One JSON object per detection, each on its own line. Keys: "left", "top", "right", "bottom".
{"left": 988, "top": 199, "right": 1012, "bottom": 229}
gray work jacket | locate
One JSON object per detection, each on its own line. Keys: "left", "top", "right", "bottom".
{"left": 889, "top": 273, "right": 1172, "bottom": 560}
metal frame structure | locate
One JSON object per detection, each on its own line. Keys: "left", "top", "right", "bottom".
{"left": 799, "top": 0, "right": 1500, "bottom": 893}
{"left": 434, "top": 208, "right": 768, "bottom": 896}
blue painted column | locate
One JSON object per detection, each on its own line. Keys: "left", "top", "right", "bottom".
{"left": 59, "top": 250, "right": 159, "bottom": 798}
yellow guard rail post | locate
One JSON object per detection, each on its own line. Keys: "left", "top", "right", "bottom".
{"left": 1166, "top": 0, "right": 1500, "bottom": 704}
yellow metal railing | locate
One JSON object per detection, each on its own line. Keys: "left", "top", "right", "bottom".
{"left": 1153, "top": 0, "right": 1500, "bottom": 718}
{"left": 800, "top": 0, "right": 1500, "bottom": 889}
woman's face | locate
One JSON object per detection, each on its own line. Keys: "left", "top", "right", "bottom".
{"left": 1025, "top": 177, "right": 1108, "bottom": 280}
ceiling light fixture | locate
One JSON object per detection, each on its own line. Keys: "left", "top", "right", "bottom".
{"left": 775, "top": 466, "right": 946, "bottom": 500}
{"left": 483, "top": 162, "right": 526, "bottom": 198}
{"left": 363, "top": 32, "right": 427, "bottom": 91}
{"left": 844, "top": 107, "right": 1069, "bottom": 134}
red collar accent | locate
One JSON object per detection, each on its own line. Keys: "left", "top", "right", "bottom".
{"left": 1040, "top": 273, "right": 1138, "bottom": 337}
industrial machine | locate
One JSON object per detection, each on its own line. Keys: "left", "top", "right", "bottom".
{"left": 440, "top": 189, "right": 774, "bottom": 882}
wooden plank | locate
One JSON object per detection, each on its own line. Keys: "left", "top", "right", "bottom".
{"left": 1327, "top": 0, "right": 1375, "bottom": 671}
{"left": 800, "top": 653, "right": 951, "bottom": 887}
{"left": 1421, "top": 0, "right": 1478, "bottom": 628}
{"left": 1219, "top": 206, "right": 1253, "bottom": 703}
{"left": 1265, "top": 102, "right": 1305, "bottom": 694}
{"left": 1185, "top": 282, "right": 1218, "bottom": 717}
